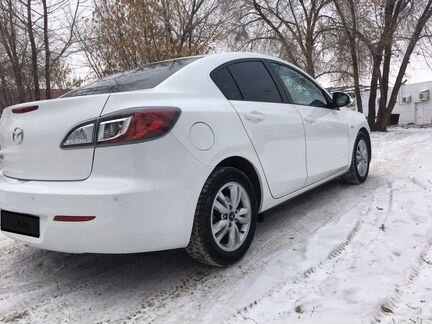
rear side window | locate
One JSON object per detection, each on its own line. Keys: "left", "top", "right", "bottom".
{"left": 63, "top": 57, "right": 200, "bottom": 98}
{"left": 211, "top": 67, "right": 242, "bottom": 100}
{"left": 228, "top": 61, "right": 282, "bottom": 103}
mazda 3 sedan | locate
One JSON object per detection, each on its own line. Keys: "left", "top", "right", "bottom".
{"left": 0, "top": 52, "right": 371, "bottom": 266}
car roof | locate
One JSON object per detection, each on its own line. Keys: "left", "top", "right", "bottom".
{"left": 157, "top": 51, "right": 281, "bottom": 62}
{"left": 201, "top": 52, "right": 289, "bottom": 66}
{"left": 157, "top": 52, "right": 312, "bottom": 95}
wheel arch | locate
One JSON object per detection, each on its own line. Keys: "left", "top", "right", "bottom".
{"left": 215, "top": 156, "right": 263, "bottom": 211}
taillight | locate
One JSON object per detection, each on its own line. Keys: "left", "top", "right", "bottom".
{"left": 61, "top": 108, "right": 180, "bottom": 148}
{"left": 61, "top": 122, "right": 96, "bottom": 148}
{"left": 97, "top": 116, "right": 132, "bottom": 143}
{"left": 97, "top": 109, "right": 180, "bottom": 145}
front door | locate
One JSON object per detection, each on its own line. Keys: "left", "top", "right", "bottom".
{"left": 293, "top": 105, "right": 350, "bottom": 184}
{"left": 269, "top": 62, "right": 350, "bottom": 185}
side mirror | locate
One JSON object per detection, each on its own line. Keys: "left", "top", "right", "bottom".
{"left": 332, "top": 92, "right": 352, "bottom": 108}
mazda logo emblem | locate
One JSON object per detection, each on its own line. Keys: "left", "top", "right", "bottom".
{"left": 12, "top": 127, "right": 24, "bottom": 145}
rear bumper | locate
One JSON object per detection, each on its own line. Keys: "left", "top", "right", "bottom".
{"left": 0, "top": 135, "right": 212, "bottom": 253}
{"left": 0, "top": 172, "right": 209, "bottom": 253}
{"left": 0, "top": 174, "right": 195, "bottom": 253}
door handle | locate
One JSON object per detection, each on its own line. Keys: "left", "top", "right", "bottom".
{"left": 304, "top": 117, "right": 316, "bottom": 124}
{"left": 244, "top": 111, "right": 265, "bottom": 123}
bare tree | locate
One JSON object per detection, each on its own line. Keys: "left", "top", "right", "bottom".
{"left": 26, "top": 0, "right": 41, "bottom": 100}
{"left": 41, "top": 0, "right": 50, "bottom": 98}
{"left": 0, "top": 0, "right": 84, "bottom": 111}
{"left": 0, "top": 0, "right": 27, "bottom": 103}
{"left": 355, "top": 0, "right": 432, "bottom": 131}
{"left": 230, "top": 0, "right": 334, "bottom": 78}
{"left": 41, "top": 0, "right": 82, "bottom": 99}
{"left": 229, "top": 0, "right": 432, "bottom": 131}
{"left": 83, "top": 0, "right": 227, "bottom": 75}
{"left": 333, "top": 0, "right": 364, "bottom": 112}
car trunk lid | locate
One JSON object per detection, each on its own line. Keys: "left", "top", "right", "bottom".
{"left": 0, "top": 94, "right": 110, "bottom": 181}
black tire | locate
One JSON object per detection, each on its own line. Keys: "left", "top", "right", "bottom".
{"left": 186, "top": 167, "right": 258, "bottom": 266}
{"left": 342, "top": 132, "right": 371, "bottom": 184}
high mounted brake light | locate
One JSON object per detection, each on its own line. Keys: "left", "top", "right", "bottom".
{"left": 54, "top": 216, "right": 96, "bottom": 222}
{"left": 12, "top": 105, "right": 39, "bottom": 114}
{"left": 61, "top": 108, "right": 181, "bottom": 148}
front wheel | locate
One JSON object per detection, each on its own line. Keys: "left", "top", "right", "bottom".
{"left": 186, "top": 167, "right": 257, "bottom": 266}
{"left": 342, "top": 132, "right": 371, "bottom": 184}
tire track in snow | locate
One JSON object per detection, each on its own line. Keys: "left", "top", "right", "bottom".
{"left": 118, "top": 180, "right": 382, "bottom": 324}
{"left": 374, "top": 178, "right": 432, "bottom": 324}
{"left": 230, "top": 176, "right": 432, "bottom": 324}
{"left": 302, "top": 219, "right": 362, "bottom": 279}
{"left": 140, "top": 175, "right": 391, "bottom": 324}
{"left": 229, "top": 212, "right": 366, "bottom": 322}
{"left": 374, "top": 238, "right": 432, "bottom": 324}
{"left": 0, "top": 249, "right": 212, "bottom": 323}
{"left": 302, "top": 180, "right": 394, "bottom": 280}
{"left": 227, "top": 181, "right": 395, "bottom": 323}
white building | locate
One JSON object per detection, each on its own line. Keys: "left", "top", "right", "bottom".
{"left": 358, "top": 81, "right": 432, "bottom": 125}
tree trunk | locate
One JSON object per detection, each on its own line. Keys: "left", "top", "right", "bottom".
{"left": 42, "top": 0, "right": 51, "bottom": 99}
{"left": 375, "top": 114, "right": 389, "bottom": 132}
{"left": 351, "top": 47, "right": 363, "bottom": 113}
{"left": 375, "top": 44, "right": 392, "bottom": 132}
{"left": 367, "top": 52, "right": 383, "bottom": 130}
{"left": 304, "top": 38, "right": 316, "bottom": 78}
{"left": 348, "top": 0, "right": 362, "bottom": 113}
{"left": 334, "top": 0, "right": 363, "bottom": 113}
{"left": 27, "top": 0, "right": 40, "bottom": 101}
{"left": 1, "top": 1, "right": 26, "bottom": 103}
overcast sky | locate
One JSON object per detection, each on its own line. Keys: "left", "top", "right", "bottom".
{"left": 404, "top": 55, "right": 432, "bottom": 85}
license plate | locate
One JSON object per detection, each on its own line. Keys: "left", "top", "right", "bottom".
{"left": 1, "top": 210, "right": 40, "bottom": 238}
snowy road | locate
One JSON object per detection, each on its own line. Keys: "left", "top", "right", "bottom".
{"left": 1, "top": 127, "right": 432, "bottom": 324}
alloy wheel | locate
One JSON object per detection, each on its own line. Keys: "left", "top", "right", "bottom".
{"left": 210, "top": 182, "right": 252, "bottom": 252}
{"left": 356, "top": 139, "right": 369, "bottom": 177}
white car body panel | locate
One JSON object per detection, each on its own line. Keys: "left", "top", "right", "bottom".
{"left": 294, "top": 105, "right": 350, "bottom": 185}
{"left": 0, "top": 52, "right": 370, "bottom": 254}
{"left": 0, "top": 94, "right": 110, "bottom": 181}
{"left": 230, "top": 100, "right": 307, "bottom": 198}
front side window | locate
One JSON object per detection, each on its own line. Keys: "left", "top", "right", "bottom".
{"left": 228, "top": 61, "right": 282, "bottom": 103}
{"left": 270, "top": 63, "right": 328, "bottom": 108}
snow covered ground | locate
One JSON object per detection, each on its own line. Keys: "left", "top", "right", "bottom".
{"left": 1, "top": 126, "right": 432, "bottom": 324}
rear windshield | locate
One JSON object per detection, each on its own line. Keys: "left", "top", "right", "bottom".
{"left": 63, "top": 57, "right": 200, "bottom": 97}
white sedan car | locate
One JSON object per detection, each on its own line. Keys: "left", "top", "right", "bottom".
{"left": 0, "top": 52, "right": 370, "bottom": 266}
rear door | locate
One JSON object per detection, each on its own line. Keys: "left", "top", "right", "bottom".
{"left": 0, "top": 94, "right": 110, "bottom": 181}
{"left": 213, "top": 61, "right": 307, "bottom": 199}
{"left": 269, "top": 62, "right": 350, "bottom": 185}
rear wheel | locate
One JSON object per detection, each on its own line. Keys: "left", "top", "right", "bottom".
{"left": 342, "top": 132, "right": 370, "bottom": 184}
{"left": 186, "top": 167, "right": 257, "bottom": 266}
